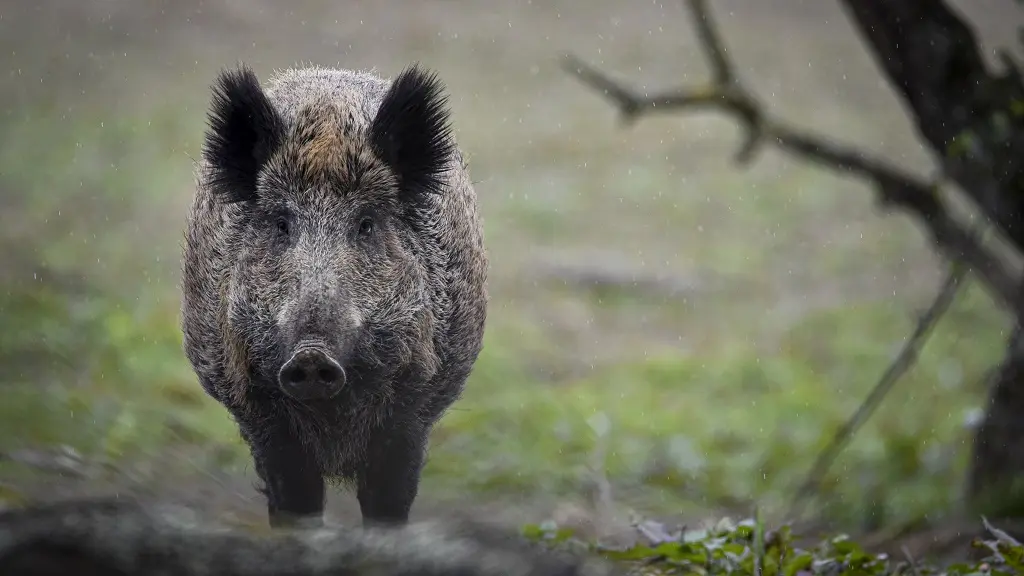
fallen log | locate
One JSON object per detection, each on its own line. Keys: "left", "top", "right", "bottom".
{"left": 0, "top": 497, "right": 619, "bottom": 576}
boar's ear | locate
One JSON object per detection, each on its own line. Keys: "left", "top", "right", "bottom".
{"left": 369, "top": 64, "right": 455, "bottom": 205}
{"left": 202, "top": 65, "right": 285, "bottom": 204}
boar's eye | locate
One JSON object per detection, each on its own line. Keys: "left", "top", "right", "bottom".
{"left": 275, "top": 216, "right": 291, "bottom": 238}
{"left": 357, "top": 217, "right": 375, "bottom": 238}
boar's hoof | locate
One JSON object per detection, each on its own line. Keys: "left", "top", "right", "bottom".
{"left": 278, "top": 347, "right": 346, "bottom": 400}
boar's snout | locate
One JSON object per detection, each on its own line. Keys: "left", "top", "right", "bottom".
{"left": 277, "top": 345, "right": 347, "bottom": 400}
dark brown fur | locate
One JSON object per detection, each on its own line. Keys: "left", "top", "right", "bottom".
{"left": 180, "top": 64, "right": 488, "bottom": 528}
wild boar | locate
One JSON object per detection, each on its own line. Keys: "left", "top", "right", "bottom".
{"left": 179, "top": 62, "right": 488, "bottom": 528}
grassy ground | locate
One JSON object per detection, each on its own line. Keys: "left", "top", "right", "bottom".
{"left": 0, "top": 0, "right": 1020, "bottom": 544}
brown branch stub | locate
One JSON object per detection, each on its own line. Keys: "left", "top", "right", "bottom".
{"left": 560, "top": 0, "right": 1024, "bottom": 318}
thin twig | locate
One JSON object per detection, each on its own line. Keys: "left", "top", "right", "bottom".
{"left": 787, "top": 262, "right": 969, "bottom": 520}
{"left": 982, "top": 515, "right": 1023, "bottom": 548}
{"left": 901, "top": 545, "right": 923, "bottom": 576}
{"left": 560, "top": 0, "right": 1023, "bottom": 316}
{"left": 688, "top": 0, "right": 732, "bottom": 85}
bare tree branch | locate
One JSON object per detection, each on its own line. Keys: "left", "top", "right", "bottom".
{"left": 788, "top": 261, "right": 969, "bottom": 521}
{"left": 689, "top": 0, "right": 733, "bottom": 86}
{"left": 560, "top": 0, "right": 1023, "bottom": 316}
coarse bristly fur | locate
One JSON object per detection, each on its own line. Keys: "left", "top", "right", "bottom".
{"left": 0, "top": 497, "right": 620, "bottom": 576}
{"left": 180, "top": 62, "right": 489, "bottom": 528}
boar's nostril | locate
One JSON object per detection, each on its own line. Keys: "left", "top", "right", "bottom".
{"left": 281, "top": 366, "right": 307, "bottom": 386}
{"left": 277, "top": 348, "right": 347, "bottom": 400}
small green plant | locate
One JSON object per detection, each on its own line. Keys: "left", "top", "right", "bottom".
{"left": 522, "top": 516, "right": 1024, "bottom": 576}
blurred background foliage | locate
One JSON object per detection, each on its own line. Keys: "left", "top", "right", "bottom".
{"left": 0, "top": 0, "right": 1019, "bottom": 536}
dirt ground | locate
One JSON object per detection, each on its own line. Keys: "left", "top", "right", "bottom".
{"left": 1, "top": 0, "right": 1022, "bottom": 541}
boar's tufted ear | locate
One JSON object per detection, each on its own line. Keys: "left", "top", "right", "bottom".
{"left": 202, "top": 65, "right": 285, "bottom": 204}
{"left": 369, "top": 64, "right": 455, "bottom": 205}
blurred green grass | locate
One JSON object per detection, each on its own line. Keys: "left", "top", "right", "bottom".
{"left": 0, "top": 53, "right": 1011, "bottom": 533}
{"left": 427, "top": 281, "right": 1006, "bottom": 527}
{"left": 0, "top": 102, "right": 242, "bottom": 467}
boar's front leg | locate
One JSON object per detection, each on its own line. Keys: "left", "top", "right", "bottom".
{"left": 356, "top": 419, "right": 428, "bottom": 526}
{"left": 239, "top": 412, "right": 326, "bottom": 529}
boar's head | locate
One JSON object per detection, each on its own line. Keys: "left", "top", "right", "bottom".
{"left": 202, "top": 64, "right": 451, "bottom": 403}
